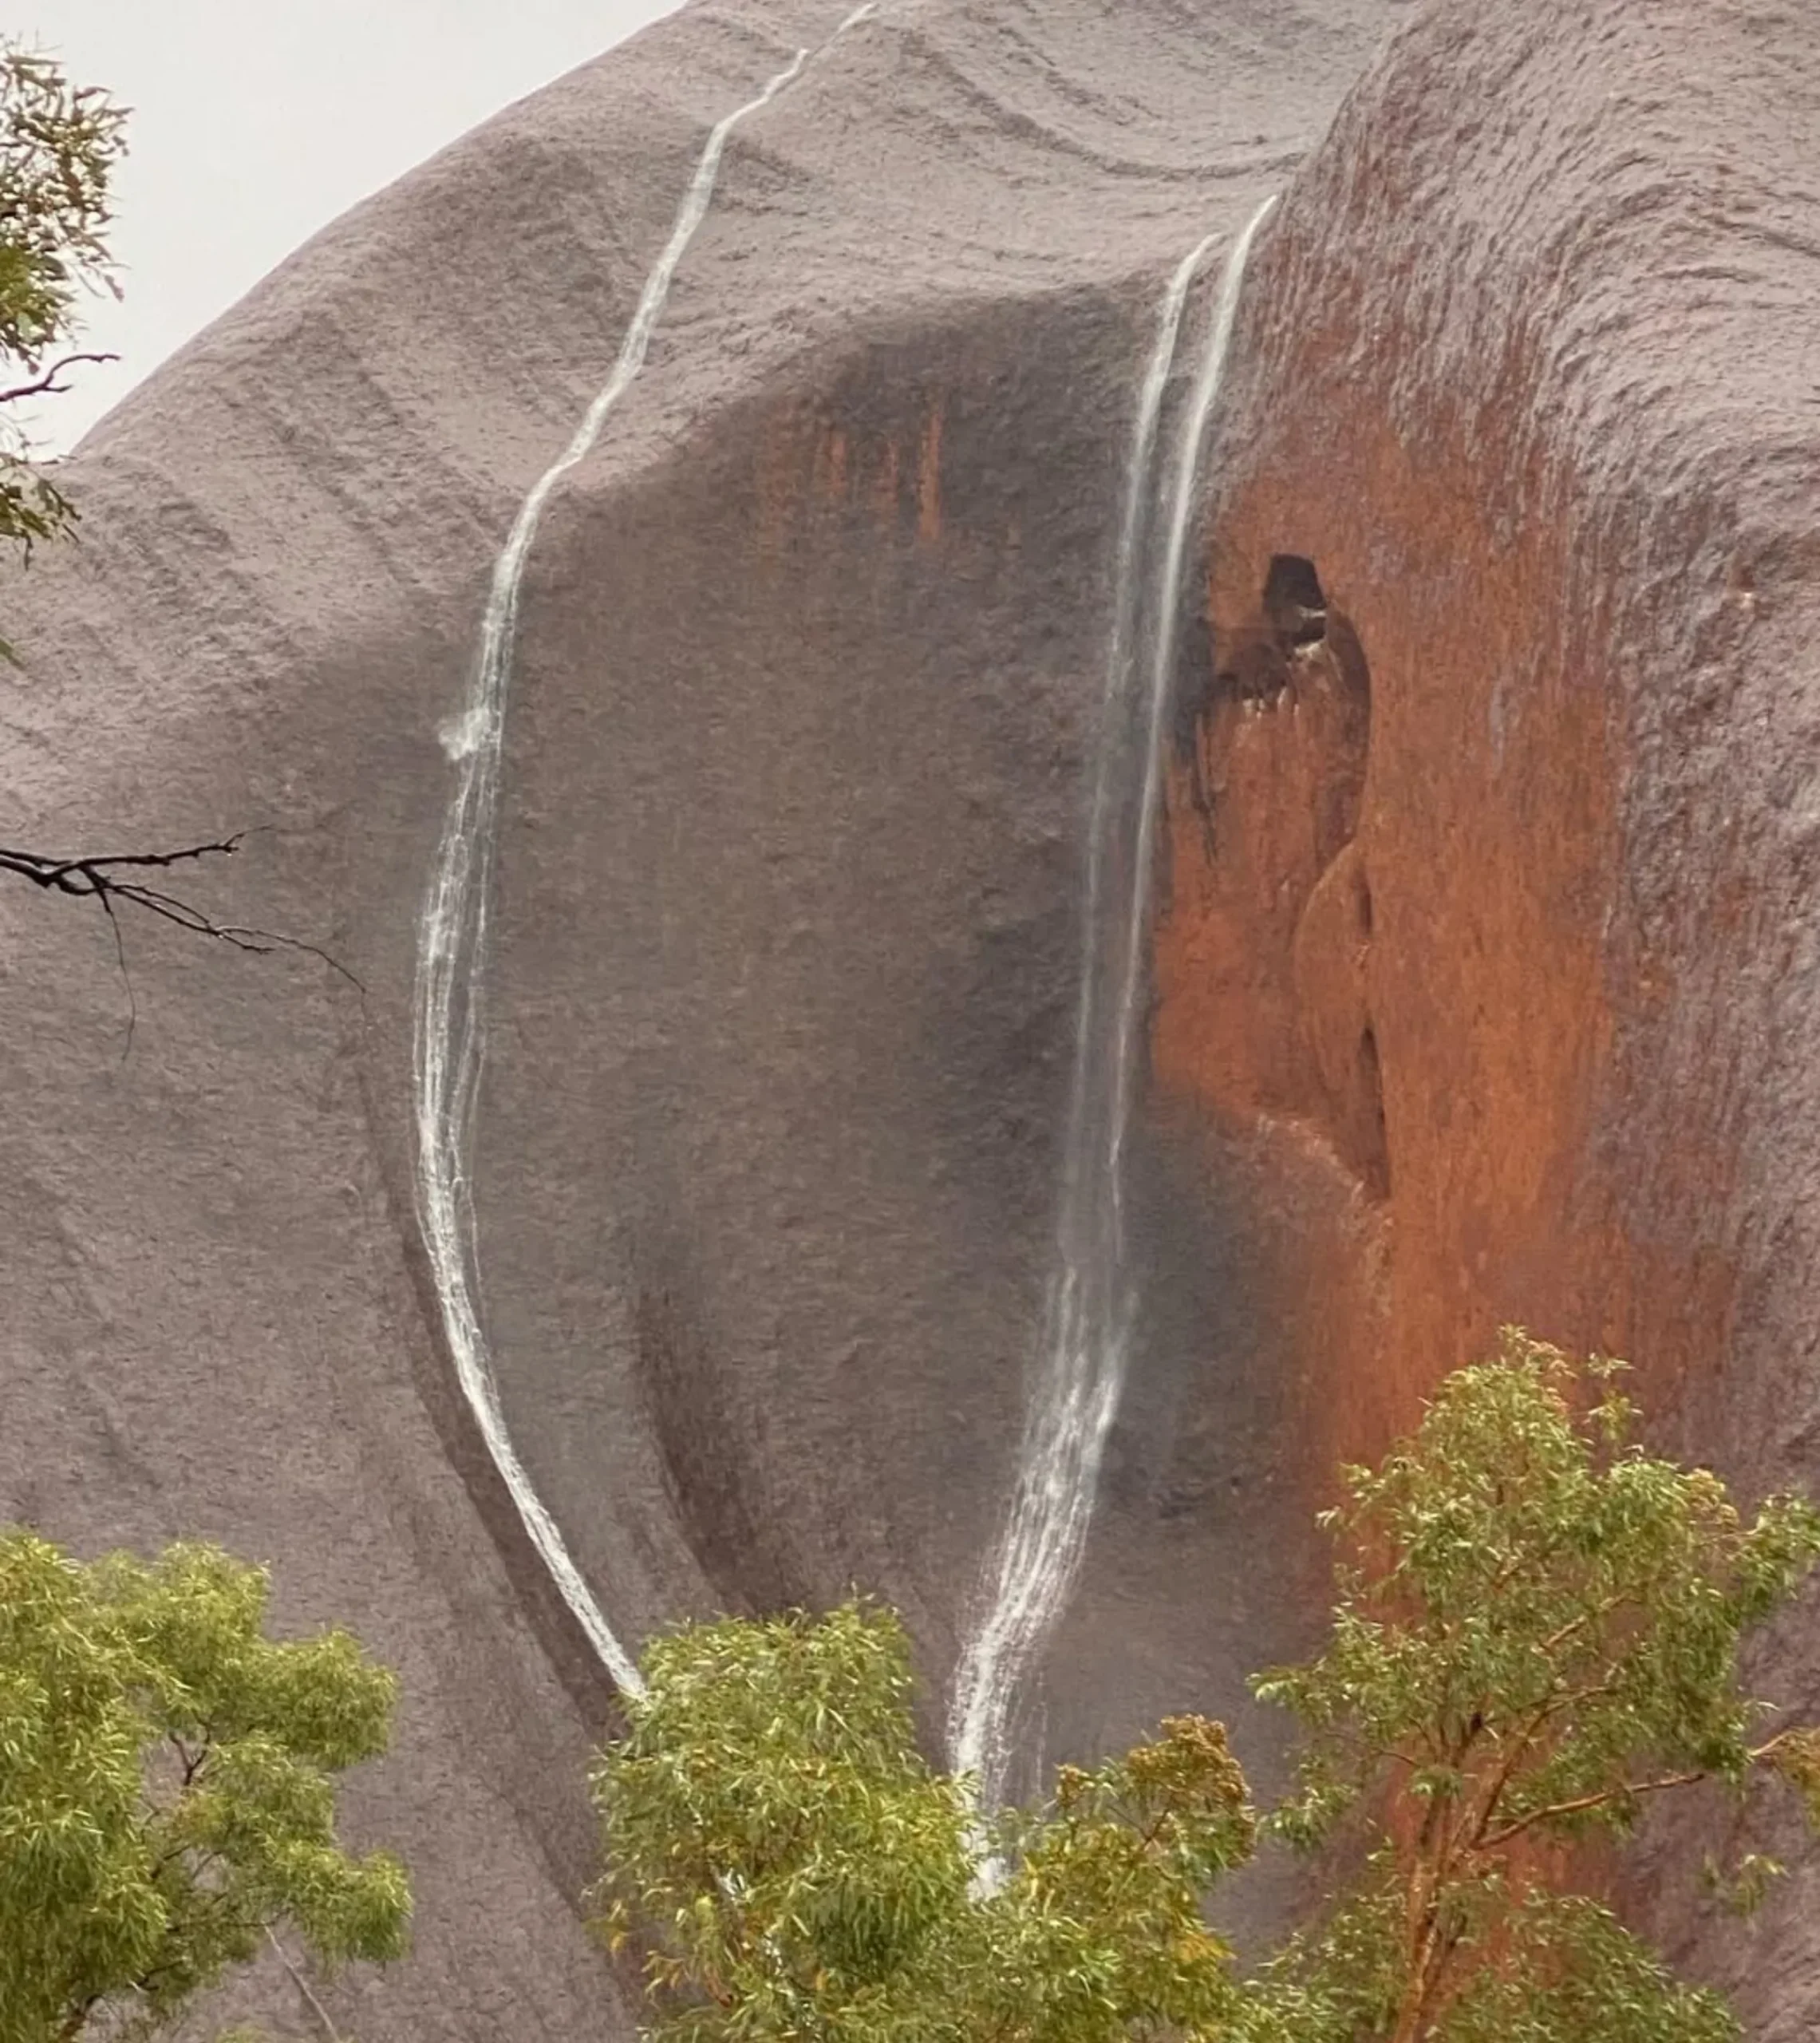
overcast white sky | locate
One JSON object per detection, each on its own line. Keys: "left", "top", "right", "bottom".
{"left": 17, "top": 2, "right": 681, "bottom": 449}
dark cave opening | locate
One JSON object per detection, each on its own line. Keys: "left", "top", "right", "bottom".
{"left": 1263, "top": 552, "right": 1328, "bottom": 650}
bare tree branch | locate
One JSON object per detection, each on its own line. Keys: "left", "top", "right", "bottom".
{"left": 0, "top": 830, "right": 365, "bottom": 1014}
{"left": 0, "top": 349, "right": 118, "bottom": 405}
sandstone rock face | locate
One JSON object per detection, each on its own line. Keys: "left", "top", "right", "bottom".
{"left": 1153, "top": 0, "right": 1820, "bottom": 2026}
{"left": 0, "top": 2, "right": 1402, "bottom": 2033}
{"left": 4, "top": 0, "right": 1816, "bottom": 2029}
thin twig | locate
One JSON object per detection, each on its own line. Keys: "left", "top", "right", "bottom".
{"left": 97, "top": 883, "right": 134, "bottom": 1062}
{"left": 266, "top": 1927, "right": 345, "bottom": 2043}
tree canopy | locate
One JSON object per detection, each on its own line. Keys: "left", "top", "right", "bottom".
{"left": 593, "top": 1335, "right": 1820, "bottom": 2043}
{"left": 0, "top": 38, "right": 124, "bottom": 583}
{"left": 0, "top": 1533, "right": 410, "bottom": 2043}
{"left": 1251, "top": 1330, "right": 1820, "bottom": 2043}
{"left": 591, "top": 1602, "right": 1255, "bottom": 2043}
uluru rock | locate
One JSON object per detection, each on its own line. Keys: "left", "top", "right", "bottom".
{"left": 2, "top": 0, "right": 1818, "bottom": 2033}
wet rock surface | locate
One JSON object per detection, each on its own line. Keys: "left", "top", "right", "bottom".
{"left": 2, "top": 0, "right": 1816, "bottom": 2032}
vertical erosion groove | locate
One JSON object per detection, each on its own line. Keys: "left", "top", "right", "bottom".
{"left": 412, "top": 19, "right": 872, "bottom": 1699}
{"left": 948, "top": 196, "right": 1281, "bottom": 1804}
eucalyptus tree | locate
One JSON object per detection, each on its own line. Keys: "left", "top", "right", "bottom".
{"left": 0, "top": 38, "right": 123, "bottom": 582}
{"left": 592, "top": 1601, "right": 1256, "bottom": 2043}
{"left": 1250, "top": 1330, "right": 1820, "bottom": 2043}
{"left": 0, "top": 1533, "right": 409, "bottom": 2043}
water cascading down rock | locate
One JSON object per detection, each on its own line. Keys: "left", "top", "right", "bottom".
{"left": 412, "top": 6, "right": 878, "bottom": 1701}
{"left": 948, "top": 196, "right": 1279, "bottom": 1805}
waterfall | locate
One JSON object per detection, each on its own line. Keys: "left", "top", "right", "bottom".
{"left": 948, "top": 195, "right": 1281, "bottom": 1804}
{"left": 413, "top": 16, "right": 872, "bottom": 1698}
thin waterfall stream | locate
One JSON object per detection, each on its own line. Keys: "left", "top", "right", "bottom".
{"left": 412, "top": 10, "right": 874, "bottom": 1699}
{"left": 948, "top": 196, "right": 1281, "bottom": 1804}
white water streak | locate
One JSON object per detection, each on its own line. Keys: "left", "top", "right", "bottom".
{"left": 413, "top": 26, "right": 867, "bottom": 1697}
{"left": 948, "top": 196, "right": 1281, "bottom": 1802}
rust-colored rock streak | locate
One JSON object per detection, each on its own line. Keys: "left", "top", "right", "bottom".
{"left": 1152, "top": 0, "right": 1820, "bottom": 2019}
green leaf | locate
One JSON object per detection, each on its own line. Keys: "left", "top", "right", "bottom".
{"left": 1253, "top": 1330, "right": 1818, "bottom": 2040}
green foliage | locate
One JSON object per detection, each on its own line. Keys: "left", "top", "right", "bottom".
{"left": 0, "top": 41, "right": 125, "bottom": 579}
{"left": 0, "top": 1532, "right": 410, "bottom": 2043}
{"left": 591, "top": 1602, "right": 1254, "bottom": 2042}
{"left": 1250, "top": 1329, "right": 1820, "bottom": 2042}
{"left": 979, "top": 1713, "right": 1254, "bottom": 2042}
{"left": 593, "top": 1602, "right": 971, "bottom": 2036}
{"left": 1242, "top": 1869, "right": 1743, "bottom": 2043}
{"left": 593, "top": 1336, "right": 1820, "bottom": 2043}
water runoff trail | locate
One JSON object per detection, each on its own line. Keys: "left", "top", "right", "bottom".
{"left": 413, "top": 7, "right": 876, "bottom": 1699}
{"left": 948, "top": 195, "right": 1281, "bottom": 1807}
